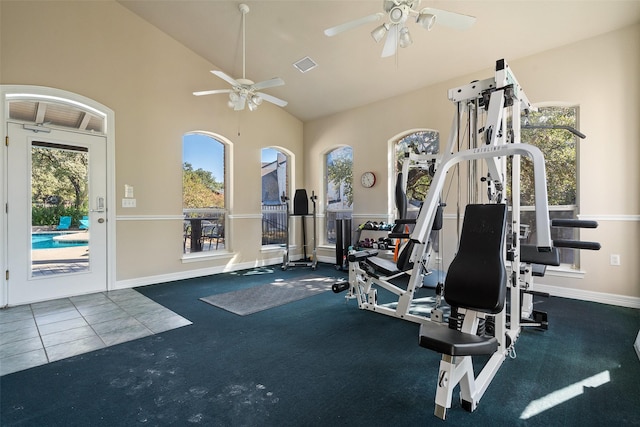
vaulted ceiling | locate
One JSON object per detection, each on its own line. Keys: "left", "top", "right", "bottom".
{"left": 118, "top": 1, "right": 640, "bottom": 122}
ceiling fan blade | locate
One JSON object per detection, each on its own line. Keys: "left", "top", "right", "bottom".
{"left": 381, "top": 24, "right": 398, "bottom": 58}
{"left": 211, "top": 70, "right": 240, "bottom": 87}
{"left": 251, "top": 77, "right": 285, "bottom": 91}
{"left": 193, "top": 89, "right": 233, "bottom": 96}
{"left": 421, "top": 7, "right": 476, "bottom": 30}
{"left": 256, "top": 92, "right": 288, "bottom": 107}
{"left": 324, "top": 12, "right": 384, "bottom": 37}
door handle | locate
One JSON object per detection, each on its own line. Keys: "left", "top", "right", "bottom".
{"left": 91, "top": 196, "right": 105, "bottom": 213}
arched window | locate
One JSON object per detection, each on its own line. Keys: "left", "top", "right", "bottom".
{"left": 325, "top": 146, "right": 353, "bottom": 244}
{"left": 182, "top": 132, "right": 227, "bottom": 253}
{"left": 393, "top": 130, "right": 440, "bottom": 219}
{"left": 261, "top": 147, "right": 289, "bottom": 246}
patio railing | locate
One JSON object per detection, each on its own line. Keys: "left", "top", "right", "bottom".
{"left": 262, "top": 205, "right": 287, "bottom": 245}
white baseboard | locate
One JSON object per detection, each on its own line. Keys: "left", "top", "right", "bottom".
{"left": 534, "top": 283, "right": 640, "bottom": 309}
{"left": 114, "top": 257, "right": 284, "bottom": 290}
{"left": 114, "top": 260, "right": 640, "bottom": 311}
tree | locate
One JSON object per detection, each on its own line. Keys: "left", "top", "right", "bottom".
{"left": 32, "top": 146, "right": 88, "bottom": 209}
{"left": 518, "top": 106, "right": 577, "bottom": 206}
{"left": 182, "top": 162, "right": 224, "bottom": 209}
{"left": 395, "top": 131, "right": 439, "bottom": 203}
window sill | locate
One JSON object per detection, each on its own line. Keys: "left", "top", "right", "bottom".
{"left": 181, "top": 250, "right": 233, "bottom": 264}
{"left": 261, "top": 244, "right": 287, "bottom": 253}
{"left": 544, "top": 266, "right": 585, "bottom": 279}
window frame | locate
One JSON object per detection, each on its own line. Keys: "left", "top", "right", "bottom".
{"left": 182, "top": 131, "right": 231, "bottom": 256}
{"left": 389, "top": 129, "right": 440, "bottom": 221}
{"left": 260, "top": 147, "right": 291, "bottom": 247}
{"left": 519, "top": 103, "right": 580, "bottom": 270}
{"left": 324, "top": 145, "right": 353, "bottom": 245}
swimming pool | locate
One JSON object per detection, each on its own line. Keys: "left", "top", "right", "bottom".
{"left": 32, "top": 233, "right": 89, "bottom": 250}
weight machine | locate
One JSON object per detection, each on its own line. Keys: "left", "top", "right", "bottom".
{"left": 334, "top": 59, "right": 599, "bottom": 420}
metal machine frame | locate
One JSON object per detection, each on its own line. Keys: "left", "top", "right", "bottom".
{"left": 341, "top": 59, "right": 563, "bottom": 419}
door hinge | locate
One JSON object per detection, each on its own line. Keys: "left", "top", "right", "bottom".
{"left": 5, "top": 136, "right": 8, "bottom": 146}
{"left": 5, "top": 270, "right": 8, "bottom": 280}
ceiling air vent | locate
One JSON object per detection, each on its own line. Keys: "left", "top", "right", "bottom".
{"left": 293, "top": 56, "right": 318, "bottom": 73}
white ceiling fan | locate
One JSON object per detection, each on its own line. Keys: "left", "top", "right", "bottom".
{"left": 324, "top": 0, "right": 476, "bottom": 58}
{"left": 193, "top": 3, "right": 287, "bottom": 111}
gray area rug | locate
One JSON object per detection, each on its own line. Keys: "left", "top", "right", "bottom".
{"left": 199, "top": 274, "right": 336, "bottom": 316}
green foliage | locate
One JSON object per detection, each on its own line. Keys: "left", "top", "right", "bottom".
{"left": 32, "top": 205, "right": 87, "bottom": 227}
{"left": 395, "top": 131, "right": 439, "bottom": 203}
{"left": 327, "top": 147, "right": 353, "bottom": 207}
{"left": 30, "top": 145, "right": 89, "bottom": 226}
{"left": 31, "top": 146, "right": 88, "bottom": 210}
{"left": 518, "top": 106, "right": 577, "bottom": 206}
{"left": 183, "top": 162, "right": 224, "bottom": 209}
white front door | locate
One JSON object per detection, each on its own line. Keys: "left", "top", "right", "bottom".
{"left": 6, "top": 122, "right": 108, "bottom": 305}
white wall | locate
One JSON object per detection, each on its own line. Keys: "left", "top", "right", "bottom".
{"left": 1, "top": 1, "right": 303, "bottom": 286}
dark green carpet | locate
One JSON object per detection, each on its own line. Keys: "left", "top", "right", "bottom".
{"left": 1, "top": 263, "right": 639, "bottom": 426}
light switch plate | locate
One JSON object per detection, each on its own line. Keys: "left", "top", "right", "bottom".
{"left": 122, "top": 198, "right": 136, "bottom": 208}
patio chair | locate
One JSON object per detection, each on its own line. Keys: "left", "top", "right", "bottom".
{"left": 202, "top": 223, "right": 224, "bottom": 249}
{"left": 56, "top": 216, "right": 72, "bottom": 230}
{"left": 183, "top": 221, "right": 192, "bottom": 252}
{"left": 79, "top": 216, "right": 90, "bottom": 230}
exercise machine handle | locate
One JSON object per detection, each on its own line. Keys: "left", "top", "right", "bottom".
{"left": 553, "top": 239, "right": 601, "bottom": 251}
{"left": 551, "top": 219, "right": 598, "bottom": 228}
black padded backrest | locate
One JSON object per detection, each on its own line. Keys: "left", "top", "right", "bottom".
{"left": 392, "top": 173, "right": 409, "bottom": 235}
{"left": 444, "top": 204, "right": 507, "bottom": 314}
{"left": 395, "top": 172, "right": 408, "bottom": 219}
{"left": 293, "top": 189, "right": 308, "bottom": 215}
{"left": 396, "top": 239, "right": 415, "bottom": 271}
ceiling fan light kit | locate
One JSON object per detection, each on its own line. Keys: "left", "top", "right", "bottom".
{"left": 417, "top": 11, "right": 436, "bottom": 30}
{"left": 193, "top": 3, "right": 288, "bottom": 112}
{"left": 325, "top": 0, "right": 476, "bottom": 58}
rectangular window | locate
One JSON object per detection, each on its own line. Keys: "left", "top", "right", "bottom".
{"left": 261, "top": 148, "right": 288, "bottom": 246}
{"left": 182, "top": 133, "right": 226, "bottom": 254}
{"left": 520, "top": 105, "right": 579, "bottom": 268}
{"left": 325, "top": 146, "right": 353, "bottom": 244}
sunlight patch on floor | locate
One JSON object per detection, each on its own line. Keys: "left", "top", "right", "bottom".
{"left": 520, "top": 370, "right": 611, "bottom": 420}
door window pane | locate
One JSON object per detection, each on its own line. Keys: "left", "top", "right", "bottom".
{"left": 31, "top": 142, "right": 90, "bottom": 275}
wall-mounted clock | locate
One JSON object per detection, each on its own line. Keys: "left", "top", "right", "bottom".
{"left": 361, "top": 171, "right": 376, "bottom": 188}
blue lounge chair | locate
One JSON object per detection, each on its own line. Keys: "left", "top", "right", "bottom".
{"left": 56, "top": 216, "right": 72, "bottom": 230}
{"left": 79, "top": 215, "right": 89, "bottom": 230}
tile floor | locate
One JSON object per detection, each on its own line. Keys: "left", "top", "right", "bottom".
{"left": 0, "top": 289, "right": 192, "bottom": 376}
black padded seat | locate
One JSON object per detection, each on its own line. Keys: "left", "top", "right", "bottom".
{"left": 419, "top": 322, "right": 498, "bottom": 356}
{"left": 364, "top": 240, "right": 416, "bottom": 277}
{"left": 366, "top": 257, "right": 400, "bottom": 276}
{"left": 419, "top": 204, "right": 507, "bottom": 356}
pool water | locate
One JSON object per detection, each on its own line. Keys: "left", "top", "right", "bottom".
{"left": 32, "top": 233, "right": 88, "bottom": 250}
